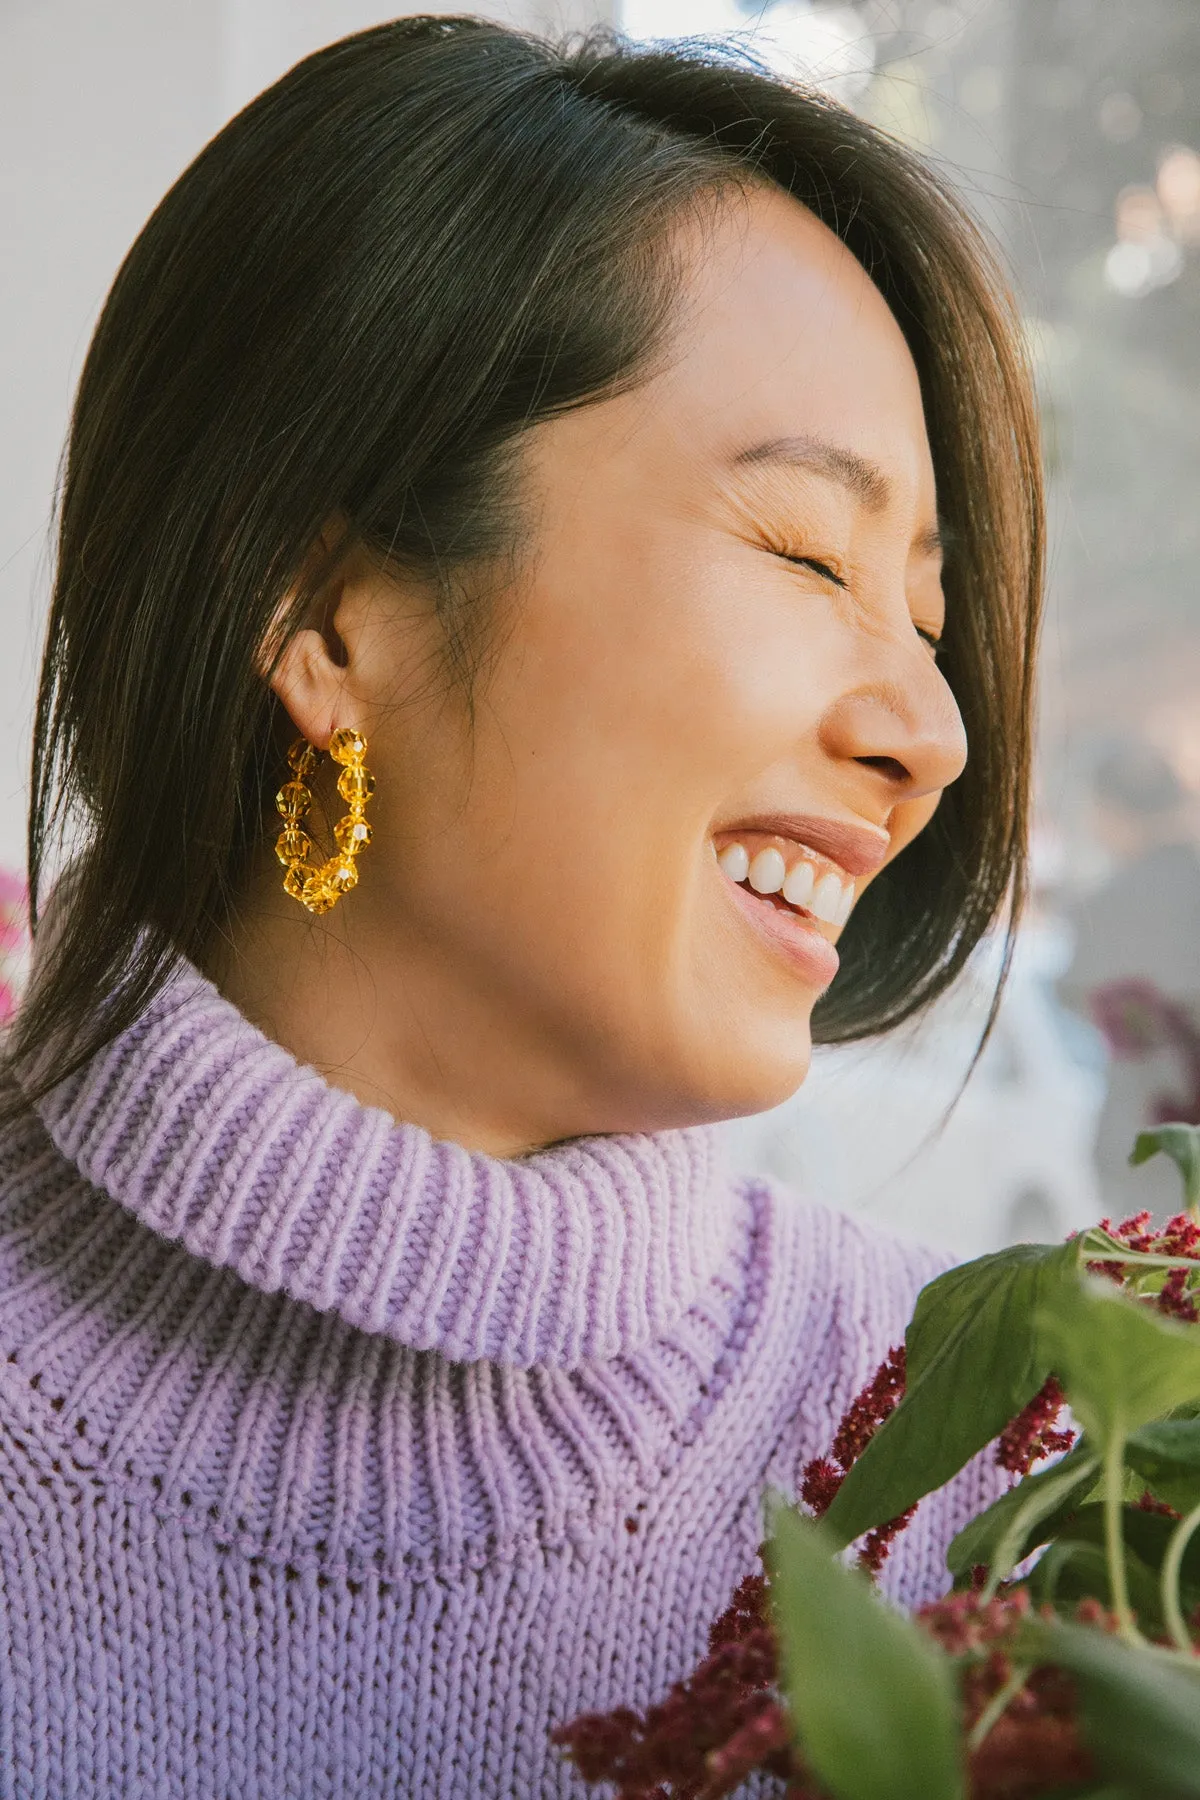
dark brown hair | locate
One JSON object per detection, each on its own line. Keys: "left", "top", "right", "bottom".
{"left": 10, "top": 15, "right": 1043, "bottom": 1100}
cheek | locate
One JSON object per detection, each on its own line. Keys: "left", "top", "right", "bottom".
{"left": 498, "top": 531, "right": 838, "bottom": 812}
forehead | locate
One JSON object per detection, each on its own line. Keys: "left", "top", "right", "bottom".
{"left": 652, "top": 182, "right": 935, "bottom": 503}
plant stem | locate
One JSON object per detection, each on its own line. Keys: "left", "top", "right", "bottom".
{"left": 1102, "top": 1424, "right": 1142, "bottom": 1645}
{"left": 1162, "top": 1497, "right": 1200, "bottom": 1651}
{"left": 980, "top": 1454, "right": 1098, "bottom": 1605}
{"left": 1084, "top": 1250, "right": 1200, "bottom": 1270}
{"left": 966, "top": 1661, "right": 1031, "bottom": 1753}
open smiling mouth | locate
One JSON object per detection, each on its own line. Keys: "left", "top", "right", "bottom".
{"left": 712, "top": 831, "right": 859, "bottom": 989}
{"left": 716, "top": 837, "right": 855, "bottom": 926}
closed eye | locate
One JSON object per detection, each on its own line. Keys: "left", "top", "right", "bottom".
{"left": 777, "top": 551, "right": 942, "bottom": 657}
{"left": 777, "top": 552, "right": 848, "bottom": 590}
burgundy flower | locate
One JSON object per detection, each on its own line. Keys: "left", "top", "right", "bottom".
{"left": 798, "top": 1346, "right": 914, "bottom": 1572}
{"left": 551, "top": 1558, "right": 800, "bottom": 1800}
{"left": 996, "top": 1377, "right": 1076, "bottom": 1477}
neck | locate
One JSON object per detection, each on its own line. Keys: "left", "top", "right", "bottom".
{"left": 205, "top": 878, "right": 608, "bottom": 1158}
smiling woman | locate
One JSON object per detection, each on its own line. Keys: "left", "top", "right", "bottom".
{"left": 0, "top": 17, "right": 1041, "bottom": 1798}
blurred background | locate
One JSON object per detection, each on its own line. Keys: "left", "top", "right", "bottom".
{"left": 3, "top": 0, "right": 1199, "bottom": 1251}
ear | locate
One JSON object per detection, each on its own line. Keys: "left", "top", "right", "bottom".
{"left": 258, "top": 525, "right": 358, "bottom": 752}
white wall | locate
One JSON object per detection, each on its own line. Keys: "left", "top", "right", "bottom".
{"left": 0, "top": 0, "right": 608, "bottom": 881}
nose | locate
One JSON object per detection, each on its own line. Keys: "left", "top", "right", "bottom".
{"left": 818, "top": 645, "right": 968, "bottom": 805}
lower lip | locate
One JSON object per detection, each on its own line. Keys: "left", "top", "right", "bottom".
{"left": 723, "top": 877, "right": 841, "bottom": 989}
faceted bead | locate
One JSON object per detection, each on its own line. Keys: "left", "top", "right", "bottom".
{"left": 276, "top": 780, "right": 311, "bottom": 820}
{"left": 275, "top": 827, "right": 311, "bottom": 866}
{"left": 329, "top": 727, "right": 367, "bottom": 765}
{"left": 287, "top": 739, "right": 318, "bottom": 778}
{"left": 282, "top": 865, "right": 308, "bottom": 901}
{"left": 302, "top": 876, "right": 336, "bottom": 915}
{"left": 337, "top": 765, "right": 375, "bottom": 805}
{"left": 327, "top": 859, "right": 359, "bottom": 893}
{"left": 334, "top": 815, "right": 372, "bottom": 853}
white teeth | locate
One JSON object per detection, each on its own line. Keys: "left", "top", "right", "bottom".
{"left": 782, "top": 859, "right": 815, "bottom": 908}
{"left": 720, "top": 835, "right": 854, "bottom": 925}
{"left": 810, "top": 872, "right": 844, "bottom": 923}
{"left": 748, "top": 847, "right": 786, "bottom": 895}
{"left": 718, "top": 842, "right": 750, "bottom": 883}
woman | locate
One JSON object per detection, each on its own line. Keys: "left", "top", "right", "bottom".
{"left": 1, "top": 16, "right": 1040, "bottom": 1797}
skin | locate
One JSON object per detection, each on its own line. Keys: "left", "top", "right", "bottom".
{"left": 211, "top": 181, "right": 967, "bottom": 1157}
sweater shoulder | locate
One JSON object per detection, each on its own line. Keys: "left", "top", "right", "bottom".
{"left": 731, "top": 1171, "right": 1006, "bottom": 1607}
{"left": 744, "top": 1170, "right": 949, "bottom": 1367}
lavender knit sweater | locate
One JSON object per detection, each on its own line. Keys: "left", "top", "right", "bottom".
{"left": 0, "top": 959, "right": 1001, "bottom": 1797}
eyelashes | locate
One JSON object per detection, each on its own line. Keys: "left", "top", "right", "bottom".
{"left": 774, "top": 550, "right": 943, "bottom": 656}
{"left": 776, "top": 551, "right": 848, "bottom": 589}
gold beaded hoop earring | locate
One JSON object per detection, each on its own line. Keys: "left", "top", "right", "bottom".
{"left": 275, "top": 727, "right": 375, "bottom": 915}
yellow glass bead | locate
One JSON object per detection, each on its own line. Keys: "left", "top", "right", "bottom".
{"left": 276, "top": 780, "right": 311, "bottom": 821}
{"left": 334, "top": 815, "right": 372, "bottom": 853}
{"left": 287, "top": 739, "right": 319, "bottom": 778}
{"left": 277, "top": 728, "right": 373, "bottom": 915}
{"left": 275, "top": 827, "right": 311, "bottom": 866}
{"left": 329, "top": 727, "right": 367, "bottom": 765}
{"left": 327, "top": 859, "right": 359, "bottom": 894}
{"left": 302, "top": 875, "right": 337, "bottom": 915}
{"left": 337, "top": 765, "right": 375, "bottom": 806}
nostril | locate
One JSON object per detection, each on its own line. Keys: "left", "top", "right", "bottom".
{"left": 856, "top": 755, "right": 911, "bottom": 785}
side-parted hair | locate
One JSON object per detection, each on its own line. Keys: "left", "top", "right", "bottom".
{"left": 10, "top": 14, "right": 1043, "bottom": 1100}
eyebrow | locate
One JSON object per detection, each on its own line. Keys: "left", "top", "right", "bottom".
{"left": 731, "top": 434, "right": 945, "bottom": 558}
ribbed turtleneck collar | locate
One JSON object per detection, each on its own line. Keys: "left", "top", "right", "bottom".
{"left": 29, "top": 959, "right": 732, "bottom": 1370}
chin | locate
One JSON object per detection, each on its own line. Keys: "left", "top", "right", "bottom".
{"left": 625, "top": 1022, "right": 815, "bottom": 1134}
{"left": 709, "top": 1044, "right": 814, "bottom": 1124}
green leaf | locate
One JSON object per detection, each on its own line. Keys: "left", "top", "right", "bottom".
{"left": 1024, "top": 1529, "right": 1173, "bottom": 1632}
{"left": 767, "top": 1498, "right": 963, "bottom": 1800}
{"left": 1128, "top": 1419, "right": 1200, "bottom": 1484}
{"left": 824, "top": 1241, "right": 1078, "bottom": 1548}
{"left": 1036, "top": 1276, "right": 1200, "bottom": 1444}
{"left": 1019, "top": 1618, "right": 1200, "bottom": 1798}
{"left": 1071, "top": 1790, "right": 1141, "bottom": 1799}
{"left": 1025, "top": 1502, "right": 1200, "bottom": 1607}
{"left": 946, "top": 1446, "right": 1099, "bottom": 1581}
{"left": 1126, "top": 1421, "right": 1200, "bottom": 1515}
{"left": 1130, "top": 1125, "right": 1200, "bottom": 1210}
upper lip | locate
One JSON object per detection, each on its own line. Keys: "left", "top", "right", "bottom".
{"left": 720, "top": 813, "right": 891, "bottom": 878}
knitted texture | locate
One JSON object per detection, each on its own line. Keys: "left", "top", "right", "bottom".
{"left": 0, "top": 961, "right": 1005, "bottom": 1797}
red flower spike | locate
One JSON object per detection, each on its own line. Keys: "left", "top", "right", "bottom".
{"left": 798, "top": 1457, "right": 842, "bottom": 1519}
{"left": 858, "top": 1505, "right": 918, "bottom": 1574}
{"left": 1086, "top": 1258, "right": 1127, "bottom": 1285}
{"left": 703, "top": 1703, "right": 792, "bottom": 1791}
{"left": 1137, "top": 1488, "right": 1182, "bottom": 1519}
{"left": 1158, "top": 1213, "right": 1200, "bottom": 1259}
{"left": 996, "top": 1377, "right": 1077, "bottom": 1477}
{"left": 1157, "top": 1267, "right": 1200, "bottom": 1323}
{"left": 830, "top": 1345, "right": 907, "bottom": 1470}
{"left": 800, "top": 1347, "right": 909, "bottom": 1532}
{"left": 968, "top": 1712, "right": 1095, "bottom": 1799}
